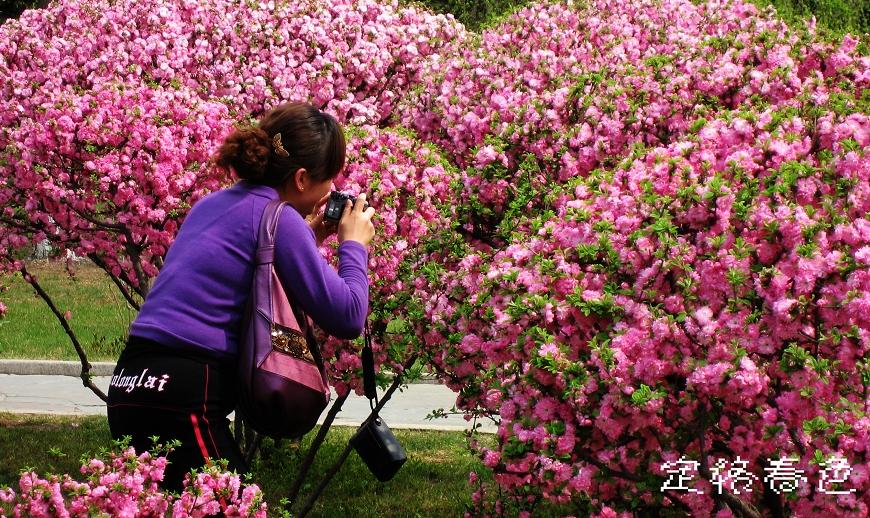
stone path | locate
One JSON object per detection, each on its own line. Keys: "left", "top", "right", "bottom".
{"left": 0, "top": 372, "right": 496, "bottom": 433}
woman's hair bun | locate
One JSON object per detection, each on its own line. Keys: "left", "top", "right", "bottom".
{"left": 214, "top": 127, "right": 271, "bottom": 181}
{"left": 213, "top": 102, "right": 346, "bottom": 186}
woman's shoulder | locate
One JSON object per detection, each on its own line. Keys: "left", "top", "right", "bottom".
{"left": 276, "top": 203, "right": 314, "bottom": 238}
{"left": 186, "top": 182, "right": 276, "bottom": 215}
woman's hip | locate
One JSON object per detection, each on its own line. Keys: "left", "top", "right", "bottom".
{"left": 107, "top": 336, "right": 237, "bottom": 416}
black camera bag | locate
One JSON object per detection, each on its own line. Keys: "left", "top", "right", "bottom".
{"left": 350, "top": 324, "right": 407, "bottom": 482}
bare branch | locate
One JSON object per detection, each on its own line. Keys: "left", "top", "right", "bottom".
{"left": 296, "top": 444, "right": 353, "bottom": 518}
{"left": 68, "top": 206, "right": 127, "bottom": 231}
{"left": 698, "top": 402, "right": 728, "bottom": 513}
{"left": 294, "top": 354, "right": 419, "bottom": 517}
{"left": 121, "top": 227, "right": 151, "bottom": 299}
{"left": 20, "top": 263, "right": 107, "bottom": 402}
{"left": 662, "top": 492, "right": 693, "bottom": 515}
{"left": 87, "top": 253, "right": 142, "bottom": 311}
{"left": 578, "top": 454, "right": 643, "bottom": 482}
{"left": 243, "top": 433, "right": 264, "bottom": 466}
{"left": 788, "top": 427, "right": 807, "bottom": 457}
{"left": 286, "top": 392, "right": 350, "bottom": 507}
{"left": 0, "top": 216, "right": 34, "bottom": 232}
{"left": 575, "top": 454, "right": 697, "bottom": 515}
{"left": 695, "top": 404, "right": 761, "bottom": 518}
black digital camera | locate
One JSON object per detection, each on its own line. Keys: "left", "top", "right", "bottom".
{"left": 324, "top": 191, "right": 368, "bottom": 222}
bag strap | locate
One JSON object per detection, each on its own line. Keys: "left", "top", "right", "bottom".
{"left": 255, "top": 199, "right": 285, "bottom": 265}
{"left": 362, "top": 321, "right": 378, "bottom": 411}
{"left": 256, "top": 198, "right": 325, "bottom": 366}
{"left": 255, "top": 199, "right": 307, "bottom": 332}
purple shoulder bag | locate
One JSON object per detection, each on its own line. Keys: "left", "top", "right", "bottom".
{"left": 237, "top": 199, "right": 331, "bottom": 438}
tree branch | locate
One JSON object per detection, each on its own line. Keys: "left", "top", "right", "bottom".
{"left": 68, "top": 206, "right": 127, "bottom": 231}
{"left": 766, "top": 383, "right": 807, "bottom": 459}
{"left": 695, "top": 404, "right": 761, "bottom": 518}
{"left": 20, "top": 263, "right": 107, "bottom": 402}
{"left": 662, "top": 492, "right": 694, "bottom": 515}
{"left": 286, "top": 392, "right": 350, "bottom": 507}
{"left": 788, "top": 427, "right": 806, "bottom": 457}
{"left": 121, "top": 228, "right": 151, "bottom": 299}
{"left": 569, "top": 401, "right": 763, "bottom": 517}
{"left": 697, "top": 402, "right": 728, "bottom": 513}
{"left": 575, "top": 453, "right": 696, "bottom": 515}
{"left": 762, "top": 478, "right": 785, "bottom": 518}
{"left": 294, "top": 354, "right": 419, "bottom": 518}
{"left": 296, "top": 444, "right": 353, "bottom": 518}
{"left": 87, "top": 253, "right": 141, "bottom": 311}
{"left": 0, "top": 216, "right": 34, "bottom": 233}
{"left": 244, "top": 433, "right": 264, "bottom": 466}
{"left": 718, "top": 491, "right": 762, "bottom": 518}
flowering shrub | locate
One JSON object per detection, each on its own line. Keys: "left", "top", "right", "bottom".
{"left": 0, "top": 0, "right": 467, "bottom": 391}
{"left": 320, "top": 125, "right": 461, "bottom": 395}
{"left": 0, "top": 442, "right": 267, "bottom": 517}
{"left": 401, "top": 0, "right": 869, "bottom": 244}
{"left": 0, "top": 0, "right": 465, "bottom": 295}
{"left": 0, "top": 0, "right": 464, "bottom": 124}
{"left": 403, "top": 0, "right": 870, "bottom": 515}
{"left": 2, "top": 0, "right": 870, "bottom": 515}
{"left": 0, "top": 80, "right": 231, "bottom": 294}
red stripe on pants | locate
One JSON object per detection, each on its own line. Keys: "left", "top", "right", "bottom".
{"left": 190, "top": 412, "right": 228, "bottom": 511}
{"left": 203, "top": 365, "right": 222, "bottom": 461}
{"left": 190, "top": 413, "right": 212, "bottom": 466}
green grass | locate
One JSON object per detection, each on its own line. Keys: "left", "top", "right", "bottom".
{"left": 0, "top": 413, "right": 114, "bottom": 484}
{"left": 0, "top": 261, "right": 134, "bottom": 361}
{"left": 406, "top": 0, "right": 531, "bottom": 31}
{"left": 753, "top": 0, "right": 870, "bottom": 39}
{"left": 255, "top": 427, "right": 491, "bottom": 517}
{"left": 408, "top": 0, "right": 869, "bottom": 37}
{"left": 0, "top": 413, "right": 494, "bottom": 517}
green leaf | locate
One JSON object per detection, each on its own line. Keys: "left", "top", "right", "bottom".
{"left": 726, "top": 267, "right": 748, "bottom": 287}
{"left": 780, "top": 343, "right": 810, "bottom": 373}
{"left": 630, "top": 384, "right": 665, "bottom": 406}
{"left": 802, "top": 416, "right": 829, "bottom": 435}
{"left": 385, "top": 318, "right": 408, "bottom": 334}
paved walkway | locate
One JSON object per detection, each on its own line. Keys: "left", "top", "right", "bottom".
{"left": 0, "top": 373, "right": 496, "bottom": 433}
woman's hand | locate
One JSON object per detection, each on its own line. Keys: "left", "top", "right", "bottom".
{"left": 308, "top": 192, "right": 338, "bottom": 246}
{"left": 338, "top": 193, "right": 376, "bottom": 247}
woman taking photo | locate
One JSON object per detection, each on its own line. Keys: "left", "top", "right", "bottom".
{"left": 106, "top": 102, "right": 375, "bottom": 490}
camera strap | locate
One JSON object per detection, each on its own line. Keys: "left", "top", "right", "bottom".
{"left": 362, "top": 320, "right": 379, "bottom": 411}
{"left": 351, "top": 320, "right": 409, "bottom": 483}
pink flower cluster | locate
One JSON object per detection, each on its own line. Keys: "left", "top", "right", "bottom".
{"left": 3, "top": 0, "right": 463, "bottom": 125}
{"left": 401, "top": 0, "right": 870, "bottom": 244}
{"left": 0, "top": 0, "right": 463, "bottom": 292}
{"left": 0, "top": 80, "right": 230, "bottom": 286}
{"left": 2, "top": 0, "right": 870, "bottom": 514}
{"left": 317, "top": 125, "right": 458, "bottom": 395}
{"left": 0, "top": 445, "right": 266, "bottom": 517}
{"left": 399, "top": 0, "right": 870, "bottom": 515}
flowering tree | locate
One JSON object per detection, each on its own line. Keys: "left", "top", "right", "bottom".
{"left": 400, "top": 0, "right": 870, "bottom": 515}
{"left": 2, "top": 0, "right": 870, "bottom": 515}
{"left": 322, "top": 125, "right": 460, "bottom": 394}
{"left": 0, "top": 0, "right": 465, "bottom": 394}
{"left": 0, "top": 0, "right": 465, "bottom": 510}
{"left": 0, "top": 0, "right": 464, "bottom": 512}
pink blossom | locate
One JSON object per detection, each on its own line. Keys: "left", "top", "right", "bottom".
{"left": 3, "top": 0, "right": 870, "bottom": 515}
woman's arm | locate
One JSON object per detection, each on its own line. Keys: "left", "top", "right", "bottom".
{"left": 273, "top": 206, "right": 369, "bottom": 339}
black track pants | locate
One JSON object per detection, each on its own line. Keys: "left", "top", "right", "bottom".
{"left": 106, "top": 337, "right": 248, "bottom": 493}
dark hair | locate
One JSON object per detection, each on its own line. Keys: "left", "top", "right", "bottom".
{"left": 215, "top": 102, "right": 346, "bottom": 186}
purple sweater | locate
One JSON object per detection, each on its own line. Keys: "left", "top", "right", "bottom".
{"left": 130, "top": 181, "right": 369, "bottom": 360}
